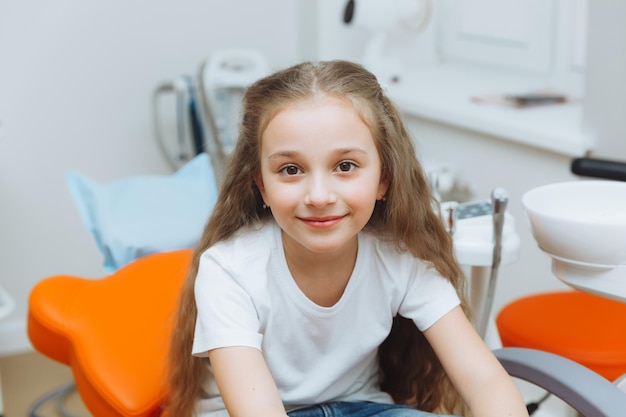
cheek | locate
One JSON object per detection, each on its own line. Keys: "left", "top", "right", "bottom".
{"left": 342, "top": 182, "right": 380, "bottom": 207}
{"left": 264, "top": 183, "right": 298, "bottom": 206}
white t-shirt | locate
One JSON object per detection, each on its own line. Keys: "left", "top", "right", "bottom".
{"left": 192, "top": 221, "right": 460, "bottom": 416}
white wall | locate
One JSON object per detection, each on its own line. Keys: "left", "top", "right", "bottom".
{"left": 583, "top": 0, "right": 626, "bottom": 158}
{"left": 0, "top": 0, "right": 298, "bottom": 355}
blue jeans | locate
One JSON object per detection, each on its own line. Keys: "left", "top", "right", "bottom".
{"left": 287, "top": 401, "right": 459, "bottom": 417}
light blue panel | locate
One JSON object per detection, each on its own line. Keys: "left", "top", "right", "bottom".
{"left": 66, "top": 153, "right": 218, "bottom": 272}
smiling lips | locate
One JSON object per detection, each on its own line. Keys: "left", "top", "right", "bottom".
{"left": 299, "top": 215, "right": 346, "bottom": 229}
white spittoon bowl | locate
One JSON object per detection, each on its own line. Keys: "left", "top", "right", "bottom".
{"left": 522, "top": 180, "right": 626, "bottom": 267}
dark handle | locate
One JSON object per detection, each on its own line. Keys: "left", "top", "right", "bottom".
{"left": 571, "top": 157, "right": 626, "bottom": 182}
{"left": 343, "top": 0, "right": 355, "bottom": 24}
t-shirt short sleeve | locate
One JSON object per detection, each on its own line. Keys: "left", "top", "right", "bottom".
{"left": 192, "top": 251, "right": 263, "bottom": 357}
{"left": 399, "top": 262, "right": 461, "bottom": 331}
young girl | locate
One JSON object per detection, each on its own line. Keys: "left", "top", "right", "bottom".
{"left": 167, "top": 60, "right": 528, "bottom": 417}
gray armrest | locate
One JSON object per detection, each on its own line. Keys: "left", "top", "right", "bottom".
{"left": 494, "top": 348, "right": 626, "bottom": 417}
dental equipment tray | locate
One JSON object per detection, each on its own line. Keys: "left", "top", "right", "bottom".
{"left": 456, "top": 200, "right": 492, "bottom": 219}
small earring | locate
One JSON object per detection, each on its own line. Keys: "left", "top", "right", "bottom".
{"left": 262, "top": 203, "right": 269, "bottom": 209}
{"left": 381, "top": 196, "right": 387, "bottom": 202}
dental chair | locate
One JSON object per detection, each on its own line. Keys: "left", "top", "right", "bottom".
{"left": 497, "top": 291, "right": 626, "bottom": 382}
{"left": 28, "top": 249, "right": 192, "bottom": 417}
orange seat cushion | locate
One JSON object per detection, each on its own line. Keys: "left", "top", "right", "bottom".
{"left": 496, "top": 291, "right": 626, "bottom": 381}
{"left": 28, "top": 249, "right": 193, "bottom": 417}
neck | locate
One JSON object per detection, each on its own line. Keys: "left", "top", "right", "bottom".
{"left": 282, "top": 233, "right": 358, "bottom": 307}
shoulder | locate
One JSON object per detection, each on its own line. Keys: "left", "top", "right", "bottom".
{"left": 359, "top": 231, "right": 453, "bottom": 292}
{"left": 360, "top": 231, "right": 426, "bottom": 271}
{"left": 199, "top": 221, "right": 278, "bottom": 276}
{"left": 208, "top": 220, "right": 276, "bottom": 255}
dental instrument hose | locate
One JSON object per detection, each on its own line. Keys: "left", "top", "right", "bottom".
{"left": 525, "top": 391, "right": 551, "bottom": 415}
{"left": 153, "top": 80, "right": 189, "bottom": 170}
{"left": 197, "top": 59, "right": 227, "bottom": 185}
{"left": 184, "top": 75, "right": 205, "bottom": 156}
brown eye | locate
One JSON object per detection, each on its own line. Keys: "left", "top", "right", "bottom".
{"left": 336, "top": 161, "right": 356, "bottom": 173}
{"left": 280, "top": 165, "right": 302, "bottom": 176}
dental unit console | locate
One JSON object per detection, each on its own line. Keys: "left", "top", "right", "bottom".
{"left": 443, "top": 196, "right": 519, "bottom": 267}
{"left": 436, "top": 185, "right": 521, "bottom": 339}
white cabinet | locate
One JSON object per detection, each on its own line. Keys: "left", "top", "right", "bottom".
{"left": 439, "top": 0, "right": 556, "bottom": 73}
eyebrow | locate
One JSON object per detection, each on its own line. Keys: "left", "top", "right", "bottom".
{"left": 267, "top": 147, "right": 369, "bottom": 161}
{"left": 267, "top": 150, "right": 297, "bottom": 162}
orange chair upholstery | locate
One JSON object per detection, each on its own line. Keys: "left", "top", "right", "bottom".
{"left": 27, "top": 249, "right": 193, "bottom": 417}
{"left": 496, "top": 291, "right": 626, "bottom": 382}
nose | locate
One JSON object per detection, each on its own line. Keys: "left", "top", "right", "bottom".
{"left": 304, "top": 173, "right": 336, "bottom": 207}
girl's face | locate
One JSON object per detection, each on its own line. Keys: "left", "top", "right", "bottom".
{"left": 256, "top": 96, "right": 388, "bottom": 258}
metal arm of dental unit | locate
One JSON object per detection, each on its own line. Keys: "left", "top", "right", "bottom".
{"left": 438, "top": 186, "right": 520, "bottom": 339}
{"left": 494, "top": 347, "right": 626, "bottom": 417}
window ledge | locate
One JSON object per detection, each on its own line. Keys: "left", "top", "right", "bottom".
{"left": 387, "top": 64, "right": 594, "bottom": 156}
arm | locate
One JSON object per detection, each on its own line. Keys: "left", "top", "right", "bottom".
{"left": 423, "top": 306, "right": 529, "bottom": 417}
{"left": 208, "top": 346, "right": 288, "bottom": 417}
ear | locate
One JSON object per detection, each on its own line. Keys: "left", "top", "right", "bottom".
{"left": 254, "top": 174, "right": 269, "bottom": 205}
{"left": 377, "top": 175, "right": 390, "bottom": 200}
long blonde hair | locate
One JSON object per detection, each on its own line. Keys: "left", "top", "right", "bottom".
{"left": 166, "top": 60, "right": 470, "bottom": 416}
